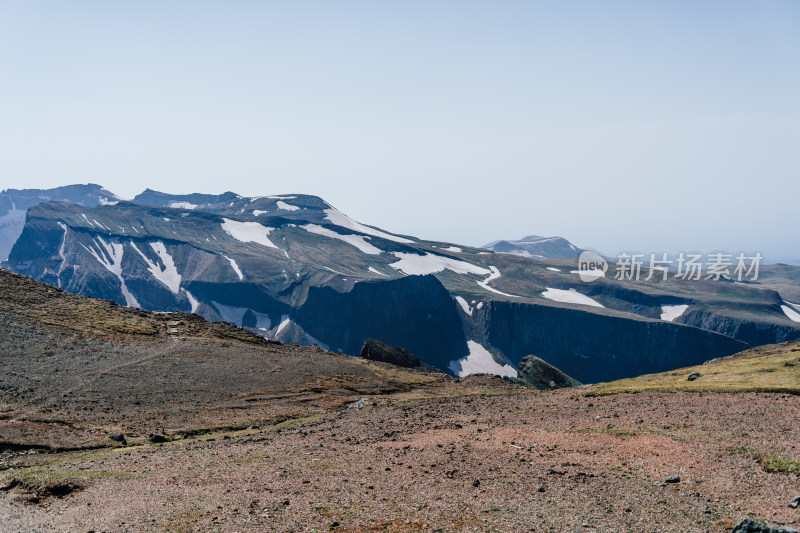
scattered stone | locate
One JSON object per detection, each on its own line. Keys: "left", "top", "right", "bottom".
{"left": 687, "top": 372, "right": 702, "bottom": 381}
{"left": 108, "top": 433, "right": 125, "bottom": 443}
{"left": 148, "top": 433, "right": 166, "bottom": 443}
{"left": 665, "top": 476, "right": 681, "bottom": 483}
{"left": 790, "top": 495, "right": 800, "bottom": 508}
{"left": 731, "top": 518, "right": 798, "bottom": 532}
{"left": 472, "top": 479, "right": 480, "bottom": 487}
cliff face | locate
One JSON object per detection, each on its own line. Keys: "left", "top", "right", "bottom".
{"left": 478, "top": 301, "right": 748, "bottom": 384}
{"left": 296, "top": 275, "right": 469, "bottom": 371}
{"left": 679, "top": 308, "right": 800, "bottom": 347}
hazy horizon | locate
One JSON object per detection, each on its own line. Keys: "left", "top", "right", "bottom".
{"left": 1, "top": 2, "right": 798, "bottom": 261}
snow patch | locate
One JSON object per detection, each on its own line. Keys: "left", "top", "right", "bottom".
{"left": 252, "top": 210, "right": 268, "bottom": 216}
{"left": 324, "top": 208, "right": 413, "bottom": 244}
{"left": 444, "top": 246, "right": 463, "bottom": 253}
{"left": 56, "top": 222, "right": 68, "bottom": 287}
{"left": 448, "top": 341, "right": 517, "bottom": 378}
{"left": 82, "top": 237, "right": 139, "bottom": 308}
{"left": 182, "top": 288, "right": 199, "bottom": 313}
{"left": 546, "top": 267, "right": 561, "bottom": 272}
{"left": 221, "top": 218, "right": 278, "bottom": 249}
{"left": 541, "top": 288, "right": 604, "bottom": 308}
{"left": 301, "top": 224, "right": 382, "bottom": 255}
{"left": 223, "top": 255, "right": 244, "bottom": 280}
{"left": 130, "top": 241, "right": 182, "bottom": 294}
{"left": 660, "top": 304, "right": 689, "bottom": 322}
{"left": 368, "top": 266, "right": 389, "bottom": 277}
{"left": 169, "top": 201, "right": 197, "bottom": 210}
{"left": 275, "top": 315, "right": 291, "bottom": 336}
{"left": 455, "top": 296, "right": 473, "bottom": 316}
{"left": 276, "top": 201, "right": 300, "bottom": 211}
{"left": 781, "top": 304, "right": 800, "bottom": 323}
{"left": 476, "top": 302, "right": 484, "bottom": 309}
{"left": 98, "top": 196, "right": 118, "bottom": 206}
{"left": 389, "top": 252, "right": 490, "bottom": 276}
{"left": 570, "top": 269, "right": 606, "bottom": 280}
{"left": 266, "top": 195, "right": 297, "bottom": 200}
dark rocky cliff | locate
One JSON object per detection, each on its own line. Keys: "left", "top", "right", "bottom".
{"left": 480, "top": 301, "right": 748, "bottom": 384}
{"left": 296, "top": 275, "right": 469, "bottom": 371}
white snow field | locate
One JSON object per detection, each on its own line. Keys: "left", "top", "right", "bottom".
{"left": 448, "top": 341, "right": 517, "bottom": 378}
{"left": 221, "top": 218, "right": 278, "bottom": 249}
{"left": 541, "top": 288, "right": 604, "bottom": 308}
{"left": 660, "top": 304, "right": 689, "bottom": 322}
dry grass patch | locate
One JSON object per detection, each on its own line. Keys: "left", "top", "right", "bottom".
{"left": 589, "top": 348, "right": 800, "bottom": 396}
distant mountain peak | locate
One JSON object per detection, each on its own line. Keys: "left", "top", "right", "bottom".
{"left": 482, "top": 235, "right": 582, "bottom": 260}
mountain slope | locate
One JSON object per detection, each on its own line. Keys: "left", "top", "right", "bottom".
{"left": 0, "top": 184, "right": 120, "bottom": 262}
{"left": 6, "top": 187, "right": 800, "bottom": 383}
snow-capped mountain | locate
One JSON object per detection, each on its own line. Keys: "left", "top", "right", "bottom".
{"left": 5, "top": 186, "right": 800, "bottom": 383}
{"left": 0, "top": 184, "right": 120, "bottom": 262}
{"left": 483, "top": 235, "right": 582, "bottom": 259}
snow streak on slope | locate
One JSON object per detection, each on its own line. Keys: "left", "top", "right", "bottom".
{"left": 546, "top": 267, "right": 561, "bottom": 272}
{"left": 324, "top": 208, "right": 413, "bottom": 244}
{"left": 455, "top": 296, "right": 473, "bottom": 316}
{"left": 368, "top": 266, "right": 389, "bottom": 277}
{"left": 781, "top": 304, "right": 800, "bottom": 323}
{"left": 275, "top": 315, "right": 291, "bottom": 336}
{"left": 541, "top": 288, "right": 604, "bottom": 308}
{"left": 183, "top": 288, "right": 199, "bottom": 313}
{"left": 660, "top": 304, "right": 689, "bottom": 322}
{"left": 389, "top": 252, "right": 490, "bottom": 276}
{"left": 223, "top": 255, "right": 244, "bottom": 280}
{"left": 56, "top": 222, "right": 68, "bottom": 287}
{"left": 449, "top": 341, "right": 517, "bottom": 378}
{"left": 301, "top": 224, "right": 382, "bottom": 255}
{"left": 477, "top": 266, "right": 520, "bottom": 298}
{"left": 221, "top": 218, "right": 278, "bottom": 249}
{"left": 81, "top": 237, "right": 140, "bottom": 308}
{"left": 131, "top": 241, "right": 182, "bottom": 294}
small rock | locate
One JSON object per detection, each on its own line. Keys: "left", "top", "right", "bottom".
{"left": 687, "top": 372, "right": 702, "bottom": 381}
{"left": 330, "top": 521, "right": 340, "bottom": 528}
{"left": 665, "top": 476, "right": 681, "bottom": 483}
{"left": 108, "top": 433, "right": 125, "bottom": 443}
{"left": 790, "top": 495, "right": 800, "bottom": 509}
{"left": 731, "top": 518, "right": 798, "bottom": 532}
{"left": 472, "top": 479, "right": 480, "bottom": 487}
{"left": 148, "top": 433, "right": 166, "bottom": 443}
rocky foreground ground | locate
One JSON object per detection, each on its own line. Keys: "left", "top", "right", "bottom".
{"left": 2, "top": 387, "right": 799, "bottom": 532}
{"left": 1, "top": 269, "right": 798, "bottom": 532}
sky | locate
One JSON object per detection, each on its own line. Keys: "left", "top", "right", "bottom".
{"left": 1, "top": 1, "right": 799, "bottom": 261}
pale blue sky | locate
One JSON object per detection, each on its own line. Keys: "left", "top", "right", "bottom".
{"left": 1, "top": 1, "right": 798, "bottom": 260}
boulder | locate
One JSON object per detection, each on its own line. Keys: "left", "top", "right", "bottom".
{"left": 514, "top": 355, "right": 581, "bottom": 390}
{"left": 731, "top": 518, "right": 798, "bottom": 533}
{"left": 359, "top": 339, "right": 421, "bottom": 368}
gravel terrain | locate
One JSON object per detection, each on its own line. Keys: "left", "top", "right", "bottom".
{"left": 2, "top": 269, "right": 799, "bottom": 532}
